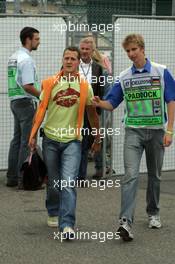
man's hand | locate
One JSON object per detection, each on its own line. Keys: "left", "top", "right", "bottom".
{"left": 23, "top": 84, "right": 40, "bottom": 98}
{"left": 29, "top": 138, "right": 37, "bottom": 151}
{"left": 91, "top": 97, "right": 113, "bottom": 111}
{"left": 91, "top": 96, "right": 101, "bottom": 107}
{"left": 163, "top": 133, "right": 173, "bottom": 147}
{"left": 90, "top": 141, "right": 101, "bottom": 154}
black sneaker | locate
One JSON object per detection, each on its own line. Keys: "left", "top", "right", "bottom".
{"left": 117, "top": 218, "right": 134, "bottom": 242}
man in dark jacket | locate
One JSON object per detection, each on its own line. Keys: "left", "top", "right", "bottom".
{"left": 78, "top": 37, "right": 106, "bottom": 181}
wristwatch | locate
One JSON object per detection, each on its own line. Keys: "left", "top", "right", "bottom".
{"left": 166, "top": 130, "right": 174, "bottom": 135}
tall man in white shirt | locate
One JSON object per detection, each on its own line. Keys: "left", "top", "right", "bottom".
{"left": 6, "top": 27, "right": 40, "bottom": 188}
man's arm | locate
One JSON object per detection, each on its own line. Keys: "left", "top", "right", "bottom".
{"left": 92, "top": 96, "right": 114, "bottom": 110}
{"left": 92, "top": 80, "right": 124, "bottom": 110}
{"left": 28, "top": 90, "right": 45, "bottom": 150}
{"left": 163, "top": 101, "right": 175, "bottom": 147}
{"left": 23, "top": 84, "right": 40, "bottom": 97}
{"left": 21, "top": 59, "right": 40, "bottom": 97}
{"left": 86, "top": 105, "right": 101, "bottom": 152}
{"left": 166, "top": 101, "right": 175, "bottom": 131}
{"left": 163, "top": 69, "right": 175, "bottom": 147}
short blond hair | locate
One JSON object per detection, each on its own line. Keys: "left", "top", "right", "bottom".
{"left": 79, "top": 36, "right": 96, "bottom": 50}
{"left": 122, "top": 34, "right": 145, "bottom": 50}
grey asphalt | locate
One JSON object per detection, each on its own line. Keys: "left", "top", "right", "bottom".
{"left": 0, "top": 165, "right": 175, "bottom": 264}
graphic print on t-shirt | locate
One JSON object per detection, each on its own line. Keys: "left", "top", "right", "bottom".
{"left": 53, "top": 87, "right": 80, "bottom": 107}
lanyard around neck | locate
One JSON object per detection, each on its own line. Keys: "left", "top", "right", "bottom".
{"left": 80, "top": 63, "right": 91, "bottom": 79}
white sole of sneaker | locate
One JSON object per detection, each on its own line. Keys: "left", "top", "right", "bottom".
{"left": 47, "top": 222, "right": 58, "bottom": 228}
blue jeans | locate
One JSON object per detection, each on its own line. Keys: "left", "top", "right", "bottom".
{"left": 7, "top": 98, "right": 36, "bottom": 184}
{"left": 120, "top": 128, "right": 164, "bottom": 225}
{"left": 42, "top": 136, "right": 81, "bottom": 231}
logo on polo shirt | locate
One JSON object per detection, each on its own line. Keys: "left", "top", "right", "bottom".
{"left": 123, "top": 76, "right": 161, "bottom": 89}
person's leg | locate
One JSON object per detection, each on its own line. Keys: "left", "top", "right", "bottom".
{"left": 17, "top": 99, "right": 36, "bottom": 184}
{"left": 93, "top": 112, "right": 103, "bottom": 178}
{"left": 118, "top": 128, "right": 145, "bottom": 241}
{"left": 59, "top": 140, "right": 81, "bottom": 231}
{"left": 77, "top": 133, "right": 89, "bottom": 180}
{"left": 78, "top": 111, "right": 92, "bottom": 181}
{"left": 119, "top": 128, "right": 144, "bottom": 224}
{"left": 93, "top": 150, "right": 102, "bottom": 178}
{"left": 6, "top": 101, "right": 21, "bottom": 185}
{"left": 145, "top": 129, "right": 164, "bottom": 216}
{"left": 42, "top": 136, "right": 60, "bottom": 217}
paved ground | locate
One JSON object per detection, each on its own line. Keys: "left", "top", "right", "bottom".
{"left": 0, "top": 166, "right": 175, "bottom": 264}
